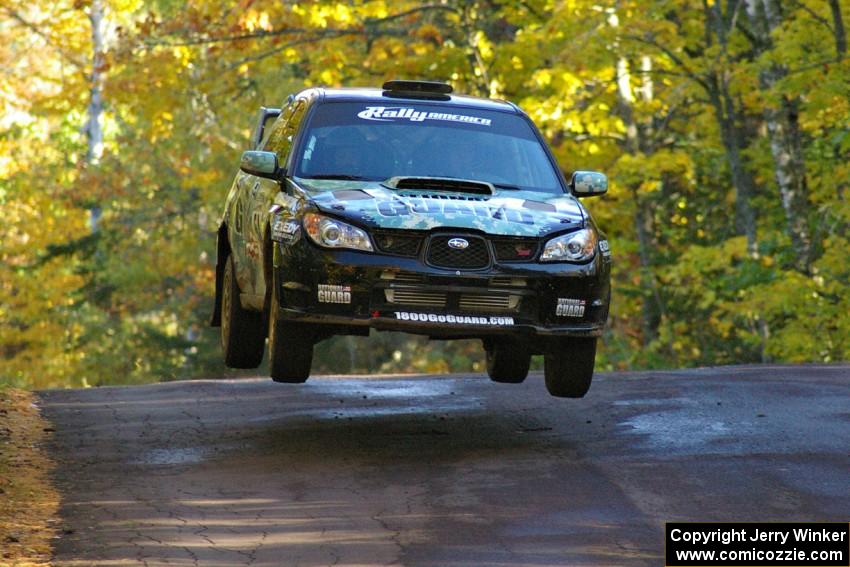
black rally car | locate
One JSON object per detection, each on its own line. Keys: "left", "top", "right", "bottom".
{"left": 211, "top": 80, "right": 611, "bottom": 397}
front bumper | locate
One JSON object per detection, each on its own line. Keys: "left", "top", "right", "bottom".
{"left": 273, "top": 237, "right": 611, "bottom": 343}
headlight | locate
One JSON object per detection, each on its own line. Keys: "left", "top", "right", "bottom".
{"left": 540, "top": 228, "right": 598, "bottom": 262}
{"left": 303, "top": 213, "right": 373, "bottom": 252}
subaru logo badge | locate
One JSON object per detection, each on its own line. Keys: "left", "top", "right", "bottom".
{"left": 448, "top": 238, "right": 469, "bottom": 250}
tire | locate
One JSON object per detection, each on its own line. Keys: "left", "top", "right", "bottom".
{"left": 544, "top": 337, "right": 597, "bottom": 398}
{"left": 268, "top": 279, "right": 313, "bottom": 383}
{"left": 485, "top": 338, "right": 531, "bottom": 383}
{"left": 221, "top": 255, "right": 265, "bottom": 369}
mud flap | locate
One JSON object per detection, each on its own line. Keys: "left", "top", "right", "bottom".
{"left": 210, "top": 225, "right": 229, "bottom": 327}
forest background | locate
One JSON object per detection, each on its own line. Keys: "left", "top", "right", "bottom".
{"left": 1, "top": 0, "right": 848, "bottom": 389}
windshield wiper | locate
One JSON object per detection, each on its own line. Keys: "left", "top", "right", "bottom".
{"left": 302, "top": 174, "right": 374, "bottom": 181}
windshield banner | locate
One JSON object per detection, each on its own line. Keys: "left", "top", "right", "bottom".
{"left": 357, "top": 106, "right": 492, "bottom": 126}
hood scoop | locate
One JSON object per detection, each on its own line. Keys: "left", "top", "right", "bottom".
{"left": 383, "top": 176, "right": 494, "bottom": 195}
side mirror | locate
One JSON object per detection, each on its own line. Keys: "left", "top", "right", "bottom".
{"left": 240, "top": 151, "right": 283, "bottom": 180}
{"left": 570, "top": 170, "right": 608, "bottom": 197}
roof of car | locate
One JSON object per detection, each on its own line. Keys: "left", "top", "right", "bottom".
{"left": 314, "top": 87, "right": 521, "bottom": 114}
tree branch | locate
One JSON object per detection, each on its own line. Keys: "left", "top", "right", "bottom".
{"left": 727, "top": 0, "right": 745, "bottom": 34}
{"left": 828, "top": 0, "right": 847, "bottom": 58}
{"left": 363, "top": 3, "right": 459, "bottom": 25}
{"left": 623, "top": 33, "right": 712, "bottom": 92}
{"left": 789, "top": 0, "right": 834, "bottom": 32}
{"left": 222, "top": 33, "right": 365, "bottom": 69}
{"left": 784, "top": 52, "right": 850, "bottom": 74}
{"left": 1, "top": 7, "right": 87, "bottom": 70}
{"left": 147, "top": 4, "right": 456, "bottom": 48}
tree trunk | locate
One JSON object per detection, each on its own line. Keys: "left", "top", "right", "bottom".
{"left": 346, "top": 336, "right": 357, "bottom": 372}
{"left": 85, "top": 0, "right": 105, "bottom": 233}
{"left": 616, "top": 54, "right": 664, "bottom": 345}
{"left": 707, "top": 76, "right": 759, "bottom": 256}
{"left": 85, "top": 0, "right": 104, "bottom": 165}
{"left": 763, "top": 95, "right": 813, "bottom": 271}
{"left": 455, "top": 3, "right": 490, "bottom": 97}
{"left": 704, "top": 2, "right": 759, "bottom": 257}
{"left": 632, "top": 188, "right": 663, "bottom": 343}
{"left": 745, "top": 0, "right": 813, "bottom": 271}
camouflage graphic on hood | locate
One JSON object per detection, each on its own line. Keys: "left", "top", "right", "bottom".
{"left": 295, "top": 178, "right": 586, "bottom": 238}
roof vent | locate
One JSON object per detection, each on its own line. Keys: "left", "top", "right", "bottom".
{"left": 382, "top": 80, "right": 453, "bottom": 100}
{"left": 383, "top": 80, "right": 452, "bottom": 94}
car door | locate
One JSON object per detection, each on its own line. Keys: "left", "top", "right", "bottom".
{"left": 246, "top": 98, "right": 309, "bottom": 298}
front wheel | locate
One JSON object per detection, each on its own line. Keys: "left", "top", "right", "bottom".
{"left": 268, "top": 280, "right": 313, "bottom": 383}
{"left": 544, "top": 337, "right": 597, "bottom": 398}
{"left": 484, "top": 338, "right": 530, "bottom": 383}
{"left": 221, "top": 255, "right": 265, "bottom": 369}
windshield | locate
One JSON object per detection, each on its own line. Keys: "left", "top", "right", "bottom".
{"left": 294, "top": 101, "right": 564, "bottom": 194}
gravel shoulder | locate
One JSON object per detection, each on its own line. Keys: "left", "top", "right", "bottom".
{"left": 1, "top": 388, "right": 60, "bottom": 566}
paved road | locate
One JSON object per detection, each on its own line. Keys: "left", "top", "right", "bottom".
{"left": 39, "top": 365, "right": 850, "bottom": 566}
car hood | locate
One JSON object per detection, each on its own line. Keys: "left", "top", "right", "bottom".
{"left": 294, "top": 178, "right": 586, "bottom": 238}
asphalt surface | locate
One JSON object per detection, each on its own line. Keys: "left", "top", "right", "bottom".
{"left": 39, "top": 364, "right": 850, "bottom": 566}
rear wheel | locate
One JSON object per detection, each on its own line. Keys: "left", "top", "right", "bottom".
{"left": 484, "top": 338, "right": 531, "bottom": 383}
{"left": 268, "top": 279, "right": 313, "bottom": 383}
{"left": 221, "top": 255, "right": 265, "bottom": 369}
{"left": 543, "top": 337, "right": 597, "bottom": 398}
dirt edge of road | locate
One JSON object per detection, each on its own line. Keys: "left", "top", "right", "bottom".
{"left": 0, "top": 388, "right": 59, "bottom": 566}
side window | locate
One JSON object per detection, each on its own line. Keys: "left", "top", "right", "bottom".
{"left": 264, "top": 100, "right": 307, "bottom": 163}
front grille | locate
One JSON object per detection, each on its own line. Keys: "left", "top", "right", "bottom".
{"left": 374, "top": 233, "right": 422, "bottom": 257}
{"left": 385, "top": 289, "right": 446, "bottom": 308}
{"left": 492, "top": 238, "right": 539, "bottom": 262}
{"left": 459, "top": 293, "right": 520, "bottom": 312}
{"left": 490, "top": 276, "right": 527, "bottom": 287}
{"left": 380, "top": 271, "right": 426, "bottom": 284}
{"left": 384, "top": 288, "right": 520, "bottom": 312}
{"left": 426, "top": 235, "right": 490, "bottom": 269}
